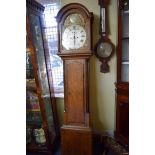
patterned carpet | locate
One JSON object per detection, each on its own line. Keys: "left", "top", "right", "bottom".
{"left": 101, "top": 136, "right": 129, "bottom": 155}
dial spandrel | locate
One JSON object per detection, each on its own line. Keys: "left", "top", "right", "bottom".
{"left": 64, "top": 13, "right": 85, "bottom": 26}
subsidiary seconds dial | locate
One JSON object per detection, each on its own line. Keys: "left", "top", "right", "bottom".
{"left": 62, "top": 25, "right": 86, "bottom": 50}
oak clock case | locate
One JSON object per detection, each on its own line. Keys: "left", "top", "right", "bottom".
{"left": 115, "top": 0, "right": 129, "bottom": 147}
{"left": 56, "top": 3, "right": 93, "bottom": 155}
{"left": 26, "top": 0, "right": 58, "bottom": 154}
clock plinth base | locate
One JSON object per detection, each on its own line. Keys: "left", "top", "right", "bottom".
{"left": 61, "top": 125, "right": 92, "bottom": 155}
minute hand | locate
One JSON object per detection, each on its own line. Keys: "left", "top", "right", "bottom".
{"left": 73, "top": 32, "right": 76, "bottom": 46}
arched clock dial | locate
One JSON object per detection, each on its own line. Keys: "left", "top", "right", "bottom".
{"left": 60, "top": 12, "right": 90, "bottom": 52}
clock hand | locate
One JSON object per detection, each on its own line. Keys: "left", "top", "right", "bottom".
{"left": 73, "top": 26, "right": 76, "bottom": 47}
{"left": 73, "top": 32, "right": 76, "bottom": 46}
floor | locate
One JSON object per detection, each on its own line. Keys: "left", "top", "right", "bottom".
{"left": 57, "top": 137, "right": 128, "bottom": 155}
{"left": 27, "top": 136, "right": 128, "bottom": 155}
{"left": 52, "top": 138, "right": 109, "bottom": 155}
{"left": 27, "top": 142, "right": 104, "bottom": 155}
{"left": 53, "top": 144, "right": 103, "bottom": 155}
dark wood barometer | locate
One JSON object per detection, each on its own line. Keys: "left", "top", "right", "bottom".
{"left": 94, "top": 0, "right": 114, "bottom": 73}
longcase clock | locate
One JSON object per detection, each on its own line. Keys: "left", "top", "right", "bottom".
{"left": 56, "top": 3, "right": 93, "bottom": 155}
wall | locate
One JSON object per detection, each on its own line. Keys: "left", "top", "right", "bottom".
{"left": 56, "top": 0, "right": 117, "bottom": 134}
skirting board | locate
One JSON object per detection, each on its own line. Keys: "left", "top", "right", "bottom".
{"left": 92, "top": 130, "right": 114, "bottom": 138}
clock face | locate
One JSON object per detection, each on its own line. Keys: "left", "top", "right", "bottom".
{"left": 61, "top": 13, "right": 87, "bottom": 50}
{"left": 97, "top": 42, "right": 113, "bottom": 58}
{"left": 62, "top": 25, "right": 86, "bottom": 50}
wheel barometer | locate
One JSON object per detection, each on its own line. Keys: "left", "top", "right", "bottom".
{"left": 95, "top": 0, "right": 114, "bottom": 73}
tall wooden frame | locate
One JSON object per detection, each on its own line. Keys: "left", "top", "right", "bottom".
{"left": 26, "top": 0, "right": 58, "bottom": 154}
{"left": 115, "top": 0, "right": 129, "bottom": 147}
{"left": 56, "top": 3, "right": 93, "bottom": 155}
